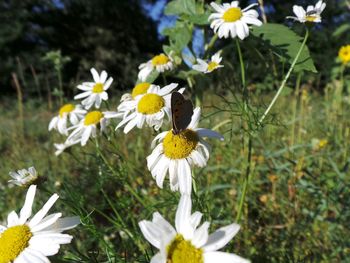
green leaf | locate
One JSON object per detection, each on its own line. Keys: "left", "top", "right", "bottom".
{"left": 164, "top": 0, "right": 184, "bottom": 15}
{"left": 332, "top": 23, "right": 350, "bottom": 38}
{"left": 162, "top": 22, "right": 192, "bottom": 52}
{"left": 164, "top": 0, "right": 196, "bottom": 16}
{"left": 187, "top": 12, "right": 210, "bottom": 25}
{"left": 252, "top": 23, "right": 317, "bottom": 73}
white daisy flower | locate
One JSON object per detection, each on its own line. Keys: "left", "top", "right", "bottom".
{"left": 8, "top": 167, "right": 38, "bottom": 187}
{"left": 147, "top": 107, "right": 224, "bottom": 194}
{"left": 192, "top": 51, "right": 224, "bottom": 73}
{"left": 117, "top": 82, "right": 153, "bottom": 119}
{"left": 139, "top": 194, "right": 249, "bottom": 263}
{"left": 287, "top": 1, "right": 326, "bottom": 23}
{"left": 0, "top": 185, "right": 80, "bottom": 263}
{"left": 116, "top": 83, "right": 183, "bottom": 134}
{"left": 48, "top": 104, "right": 86, "bottom": 135}
{"left": 138, "top": 54, "right": 174, "bottom": 81}
{"left": 209, "top": 1, "right": 262, "bottom": 40}
{"left": 67, "top": 110, "right": 119, "bottom": 146}
{"left": 74, "top": 68, "right": 113, "bottom": 109}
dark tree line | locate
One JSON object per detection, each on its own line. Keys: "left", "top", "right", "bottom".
{"left": 0, "top": 0, "right": 161, "bottom": 97}
{"left": 0, "top": 0, "right": 349, "bottom": 98}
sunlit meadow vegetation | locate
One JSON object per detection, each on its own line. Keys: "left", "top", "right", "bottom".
{"left": 0, "top": 0, "right": 350, "bottom": 262}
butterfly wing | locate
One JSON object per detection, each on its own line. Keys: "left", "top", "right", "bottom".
{"left": 171, "top": 92, "right": 194, "bottom": 134}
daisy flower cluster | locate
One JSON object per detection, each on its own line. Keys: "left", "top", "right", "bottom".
{"left": 41, "top": 0, "right": 330, "bottom": 261}
{"left": 49, "top": 67, "right": 120, "bottom": 153}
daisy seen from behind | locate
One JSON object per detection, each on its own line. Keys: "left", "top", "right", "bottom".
{"left": 0, "top": 185, "right": 80, "bottom": 263}
{"left": 147, "top": 107, "right": 224, "bottom": 194}
{"left": 48, "top": 104, "right": 86, "bottom": 135}
{"left": 139, "top": 194, "right": 249, "bottom": 263}
{"left": 116, "top": 83, "right": 183, "bottom": 134}
{"left": 8, "top": 167, "right": 38, "bottom": 187}
{"left": 287, "top": 0, "right": 326, "bottom": 23}
{"left": 138, "top": 53, "right": 174, "bottom": 81}
{"left": 53, "top": 141, "right": 77, "bottom": 156}
{"left": 209, "top": 1, "right": 262, "bottom": 40}
{"left": 192, "top": 51, "right": 224, "bottom": 73}
{"left": 74, "top": 68, "right": 113, "bottom": 109}
{"left": 67, "top": 110, "right": 119, "bottom": 146}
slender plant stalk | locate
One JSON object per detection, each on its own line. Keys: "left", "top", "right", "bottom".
{"left": 94, "top": 139, "right": 149, "bottom": 210}
{"left": 101, "top": 189, "right": 145, "bottom": 253}
{"left": 234, "top": 39, "right": 253, "bottom": 223}
{"left": 204, "top": 34, "right": 218, "bottom": 58}
{"left": 30, "top": 65, "right": 43, "bottom": 101}
{"left": 290, "top": 72, "right": 302, "bottom": 149}
{"left": 57, "top": 67, "right": 64, "bottom": 105}
{"left": 259, "top": 29, "right": 309, "bottom": 125}
{"left": 236, "top": 39, "right": 246, "bottom": 90}
{"left": 258, "top": 0, "right": 268, "bottom": 24}
{"left": 16, "top": 57, "right": 27, "bottom": 90}
{"left": 11, "top": 73, "right": 24, "bottom": 138}
{"left": 46, "top": 75, "right": 53, "bottom": 110}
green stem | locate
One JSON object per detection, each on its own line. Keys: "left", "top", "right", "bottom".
{"left": 204, "top": 34, "right": 218, "bottom": 58}
{"left": 57, "top": 68, "right": 64, "bottom": 105}
{"left": 259, "top": 29, "right": 309, "bottom": 125}
{"left": 290, "top": 72, "right": 302, "bottom": 149}
{"left": 236, "top": 39, "right": 246, "bottom": 90}
{"left": 94, "top": 139, "right": 149, "bottom": 209}
{"left": 235, "top": 38, "right": 253, "bottom": 223}
{"left": 235, "top": 137, "right": 252, "bottom": 222}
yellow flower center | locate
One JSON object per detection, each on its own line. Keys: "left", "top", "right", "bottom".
{"left": 207, "top": 62, "right": 219, "bottom": 72}
{"left": 222, "top": 7, "right": 242, "bottom": 22}
{"left": 0, "top": 225, "right": 33, "bottom": 263}
{"left": 167, "top": 234, "right": 203, "bottom": 263}
{"left": 163, "top": 129, "right": 199, "bottom": 159}
{"left": 84, "top": 111, "right": 104, "bottom": 126}
{"left": 339, "top": 45, "right": 350, "bottom": 64}
{"left": 305, "top": 15, "right": 317, "bottom": 22}
{"left": 92, "top": 83, "right": 104, "bottom": 93}
{"left": 137, "top": 93, "right": 165, "bottom": 114}
{"left": 152, "top": 54, "right": 170, "bottom": 66}
{"left": 132, "top": 82, "right": 151, "bottom": 98}
{"left": 59, "top": 103, "right": 75, "bottom": 118}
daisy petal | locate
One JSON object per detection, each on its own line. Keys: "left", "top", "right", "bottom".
{"left": 90, "top": 68, "right": 100, "bottom": 82}
{"left": 203, "top": 223, "right": 240, "bottom": 252}
{"left": 19, "top": 185, "right": 37, "bottom": 224}
{"left": 29, "top": 194, "right": 59, "bottom": 227}
{"left": 175, "top": 194, "right": 192, "bottom": 237}
{"left": 139, "top": 220, "right": 162, "bottom": 249}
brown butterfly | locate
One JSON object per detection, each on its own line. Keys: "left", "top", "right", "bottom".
{"left": 171, "top": 91, "right": 194, "bottom": 135}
